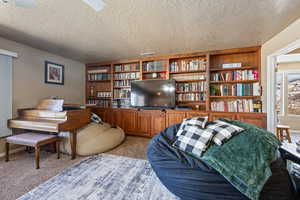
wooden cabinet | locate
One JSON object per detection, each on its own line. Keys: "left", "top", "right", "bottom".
{"left": 210, "top": 112, "right": 236, "bottom": 121}
{"left": 166, "top": 112, "right": 186, "bottom": 127}
{"left": 91, "top": 107, "right": 267, "bottom": 137}
{"left": 136, "top": 111, "right": 152, "bottom": 137}
{"left": 186, "top": 112, "right": 209, "bottom": 119}
{"left": 151, "top": 111, "right": 166, "bottom": 136}
{"left": 236, "top": 113, "right": 267, "bottom": 129}
{"left": 122, "top": 110, "right": 137, "bottom": 133}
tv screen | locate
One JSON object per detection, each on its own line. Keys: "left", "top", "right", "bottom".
{"left": 131, "top": 80, "right": 176, "bottom": 108}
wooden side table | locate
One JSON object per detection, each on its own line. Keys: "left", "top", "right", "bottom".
{"left": 5, "top": 132, "right": 60, "bottom": 169}
{"left": 276, "top": 125, "right": 292, "bottom": 143}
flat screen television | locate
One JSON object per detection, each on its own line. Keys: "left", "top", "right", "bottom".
{"left": 131, "top": 80, "right": 176, "bottom": 108}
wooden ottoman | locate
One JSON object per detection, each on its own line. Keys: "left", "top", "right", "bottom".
{"left": 5, "top": 133, "right": 60, "bottom": 169}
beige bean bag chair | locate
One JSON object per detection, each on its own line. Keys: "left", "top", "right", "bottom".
{"left": 59, "top": 122, "right": 125, "bottom": 156}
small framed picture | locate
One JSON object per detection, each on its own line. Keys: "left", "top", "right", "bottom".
{"left": 45, "top": 61, "right": 64, "bottom": 85}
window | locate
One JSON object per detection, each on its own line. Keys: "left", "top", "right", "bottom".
{"left": 276, "top": 72, "right": 283, "bottom": 115}
{"left": 287, "top": 73, "right": 300, "bottom": 115}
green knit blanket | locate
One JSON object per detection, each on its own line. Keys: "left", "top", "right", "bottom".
{"left": 200, "top": 119, "right": 281, "bottom": 200}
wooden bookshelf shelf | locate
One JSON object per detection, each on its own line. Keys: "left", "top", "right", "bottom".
{"left": 174, "top": 79, "right": 205, "bottom": 83}
{"left": 115, "top": 70, "right": 140, "bottom": 73}
{"left": 169, "top": 70, "right": 206, "bottom": 74}
{"left": 210, "top": 66, "right": 258, "bottom": 72}
{"left": 210, "top": 80, "right": 259, "bottom": 84}
{"left": 114, "top": 78, "right": 139, "bottom": 81}
{"left": 88, "top": 97, "right": 112, "bottom": 99}
{"left": 88, "top": 80, "right": 111, "bottom": 82}
{"left": 210, "top": 96, "right": 261, "bottom": 99}
{"left": 142, "top": 70, "right": 166, "bottom": 73}
{"left": 176, "top": 91, "right": 205, "bottom": 94}
{"left": 114, "top": 86, "right": 131, "bottom": 88}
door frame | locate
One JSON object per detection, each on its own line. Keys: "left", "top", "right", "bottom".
{"left": 267, "top": 38, "right": 300, "bottom": 133}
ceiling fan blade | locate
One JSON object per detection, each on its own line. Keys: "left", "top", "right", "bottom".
{"left": 82, "top": 0, "right": 105, "bottom": 12}
{"left": 15, "top": 0, "right": 36, "bottom": 8}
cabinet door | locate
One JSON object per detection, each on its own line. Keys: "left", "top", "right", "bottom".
{"left": 136, "top": 111, "right": 152, "bottom": 137}
{"left": 109, "top": 110, "right": 122, "bottom": 127}
{"left": 210, "top": 113, "right": 236, "bottom": 121}
{"left": 166, "top": 113, "right": 186, "bottom": 127}
{"left": 237, "top": 114, "right": 267, "bottom": 129}
{"left": 122, "top": 110, "right": 137, "bottom": 133}
{"left": 151, "top": 111, "right": 166, "bottom": 136}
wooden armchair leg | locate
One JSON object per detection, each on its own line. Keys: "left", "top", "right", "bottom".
{"left": 56, "top": 140, "right": 60, "bottom": 159}
{"left": 5, "top": 142, "right": 9, "bottom": 162}
{"left": 35, "top": 146, "right": 40, "bottom": 169}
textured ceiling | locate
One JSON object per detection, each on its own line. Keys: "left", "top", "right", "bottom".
{"left": 1, "top": 0, "right": 300, "bottom": 63}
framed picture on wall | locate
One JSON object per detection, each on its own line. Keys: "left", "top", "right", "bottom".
{"left": 45, "top": 61, "right": 64, "bottom": 85}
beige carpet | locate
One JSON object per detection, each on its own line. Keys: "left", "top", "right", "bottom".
{"left": 0, "top": 136, "right": 151, "bottom": 200}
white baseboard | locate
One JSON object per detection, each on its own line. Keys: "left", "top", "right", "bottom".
{"left": 0, "top": 147, "right": 25, "bottom": 158}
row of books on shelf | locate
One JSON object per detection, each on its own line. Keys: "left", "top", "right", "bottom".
{"left": 114, "top": 72, "right": 140, "bottom": 80}
{"left": 176, "top": 82, "right": 206, "bottom": 92}
{"left": 88, "top": 73, "right": 111, "bottom": 81}
{"left": 96, "top": 91, "right": 112, "bottom": 98}
{"left": 143, "top": 60, "right": 165, "bottom": 72}
{"left": 114, "top": 89, "right": 131, "bottom": 99}
{"left": 171, "top": 74, "right": 206, "bottom": 81}
{"left": 177, "top": 93, "right": 206, "bottom": 101}
{"left": 112, "top": 99, "right": 131, "bottom": 108}
{"left": 87, "top": 99, "right": 110, "bottom": 107}
{"left": 210, "top": 83, "right": 260, "bottom": 96}
{"left": 87, "top": 68, "right": 109, "bottom": 74}
{"left": 114, "top": 80, "right": 133, "bottom": 87}
{"left": 115, "top": 63, "right": 139, "bottom": 72}
{"left": 211, "top": 70, "right": 259, "bottom": 81}
{"left": 211, "top": 99, "right": 262, "bottom": 112}
{"left": 170, "top": 59, "right": 206, "bottom": 72}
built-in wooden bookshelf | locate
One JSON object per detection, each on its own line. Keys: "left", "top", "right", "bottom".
{"left": 85, "top": 46, "right": 262, "bottom": 112}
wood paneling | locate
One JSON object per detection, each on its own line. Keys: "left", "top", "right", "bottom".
{"left": 236, "top": 113, "right": 267, "bottom": 129}
{"left": 210, "top": 112, "right": 236, "bottom": 121}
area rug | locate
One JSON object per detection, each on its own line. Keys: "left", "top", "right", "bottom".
{"left": 18, "top": 154, "right": 178, "bottom": 200}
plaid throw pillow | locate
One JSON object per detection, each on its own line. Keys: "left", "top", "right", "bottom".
{"left": 176, "top": 116, "right": 208, "bottom": 137}
{"left": 208, "top": 120, "right": 244, "bottom": 146}
{"left": 91, "top": 113, "right": 103, "bottom": 124}
{"left": 173, "top": 119, "right": 215, "bottom": 157}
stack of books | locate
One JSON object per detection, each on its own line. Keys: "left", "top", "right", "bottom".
{"left": 171, "top": 74, "right": 205, "bottom": 81}
{"left": 114, "top": 80, "right": 132, "bottom": 87}
{"left": 211, "top": 99, "right": 262, "bottom": 112}
{"left": 115, "top": 63, "right": 139, "bottom": 72}
{"left": 87, "top": 99, "right": 110, "bottom": 107}
{"left": 210, "top": 83, "right": 260, "bottom": 96}
{"left": 170, "top": 59, "right": 206, "bottom": 72}
{"left": 87, "top": 70, "right": 110, "bottom": 81}
{"left": 114, "top": 72, "right": 140, "bottom": 80}
{"left": 114, "top": 89, "right": 131, "bottom": 99}
{"left": 176, "top": 82, "right": 206, "bottom": 92}
{"left": 143, "top": 60, "right": 165, "bottom": 72}
{"left": 211, "top": 70, "right": 259, "bottom": 81}
{"left": 177, "top": 93, "right": 206, "bottom": 102}
{"left": 96, "top": 92, "right": 112, "bottom": 98}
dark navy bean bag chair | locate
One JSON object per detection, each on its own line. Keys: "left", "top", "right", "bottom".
{"left": 147, "top": 123, "right": 296, "bottom": 200}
